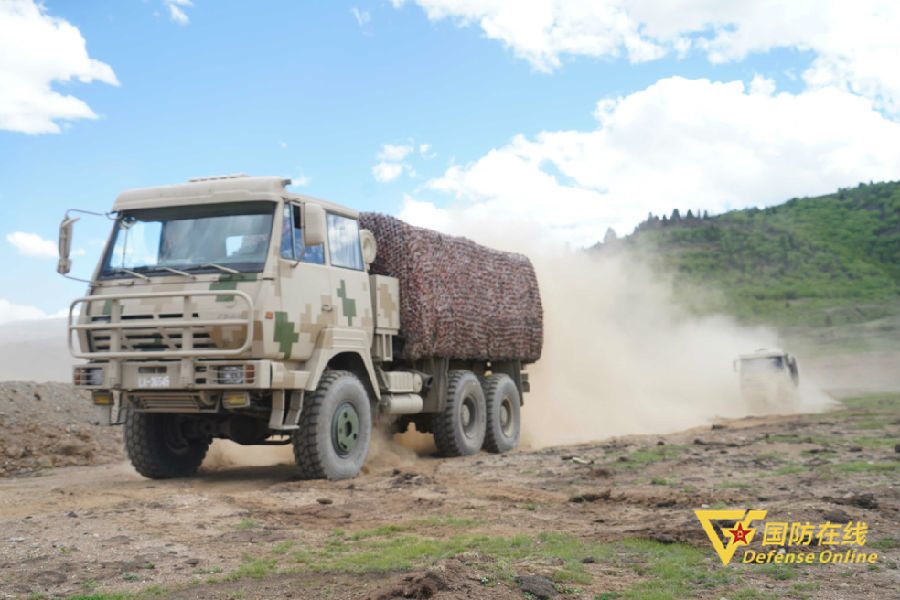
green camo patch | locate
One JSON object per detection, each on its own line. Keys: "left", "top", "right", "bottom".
{"left": 273, "top": 311, "right": 299, "bottom": 358}
{"left": 210, "top": 273, "right": 258, "bottom": 302}
{"left": 336, "top": 280, "right": 357, "bottom": 326}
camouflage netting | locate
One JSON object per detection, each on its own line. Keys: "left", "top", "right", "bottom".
{"left": 359, "top": 213, "right": 543, "bottom": 363}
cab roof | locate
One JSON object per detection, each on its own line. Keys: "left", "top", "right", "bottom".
{"left": 738, "top": 348, "right": 790, "bottom": 360}
{"left": 112, "top": 174, "right": 356, "bottom": 217}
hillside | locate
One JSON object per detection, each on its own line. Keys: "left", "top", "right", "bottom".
{"left": 614, "top": 181, "right": 900, "bottom": 330}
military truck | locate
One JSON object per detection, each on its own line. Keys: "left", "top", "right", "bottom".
{"left": 58, "top": 175, "right": 542, "bottom": 480}
{"left": 734, "top": 348, "right": 799, "bottom": 412}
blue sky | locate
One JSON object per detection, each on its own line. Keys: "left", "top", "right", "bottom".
{"left": 2, "top": 0, "right": 900, "bottom": 322}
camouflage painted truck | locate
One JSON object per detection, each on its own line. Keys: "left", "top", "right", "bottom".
{"left": 57, "top": 174, "right": 543, "bottom": 480}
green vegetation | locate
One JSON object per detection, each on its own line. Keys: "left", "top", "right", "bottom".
{"left": 612, "top": 181, "right": 900, "bottom": 330}
{"left": 235, "top": 518, "right": 260, "bottom": 530}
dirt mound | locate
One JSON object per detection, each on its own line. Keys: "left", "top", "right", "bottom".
{"left": 0, "top": 381, "right": 124, "bottom": 476}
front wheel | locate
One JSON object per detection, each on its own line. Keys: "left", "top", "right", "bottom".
{"left": 124, "top": 410, "right": 210, "bottom": 479}
{"left": 432, "top": 370, "right": 486, "bottom": 457}
{"left": 292, "top": 370, "right": 373, "bottom": 480}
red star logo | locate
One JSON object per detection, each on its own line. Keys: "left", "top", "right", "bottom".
{"left": 727, "top": 522, "right": 753, "bottom": 545}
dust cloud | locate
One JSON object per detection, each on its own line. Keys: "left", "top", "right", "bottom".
{"left": 521, "top": 249, "right": 834, "bottom": 448}
{"left": 201, "top": 439, "right": 294, "bottom": 470}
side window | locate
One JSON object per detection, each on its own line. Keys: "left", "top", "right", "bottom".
{"left": 280, "top": 204, "right": 325, "bottom": 264}
{"left": 326, "top": 213, "right": 363, "bottom": 270}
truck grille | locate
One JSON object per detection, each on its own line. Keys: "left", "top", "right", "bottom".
{"left": 68, "top": 290, "right": 254, "bottom": 359}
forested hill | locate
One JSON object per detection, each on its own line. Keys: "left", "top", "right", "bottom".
{"left": 613, "top": 181, "right": 900, "bottom": 326}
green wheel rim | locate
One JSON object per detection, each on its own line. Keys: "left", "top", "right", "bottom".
{"left": 332, "top": 402, "right": 360, "bottom": 456}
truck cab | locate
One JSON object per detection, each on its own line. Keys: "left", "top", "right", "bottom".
{"left": 734, "top": 348, "right": 799, "bottom": 413}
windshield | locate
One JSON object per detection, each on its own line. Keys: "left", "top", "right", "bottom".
{"left": 741, "top": 357, "right": 784, "bottom": 372}
{"left": 100, "top": 201, "right": 275, "bottom": 278}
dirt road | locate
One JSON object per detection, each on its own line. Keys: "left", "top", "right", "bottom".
{"left": 1, "top": 388, "right": 899, "bottom": 599}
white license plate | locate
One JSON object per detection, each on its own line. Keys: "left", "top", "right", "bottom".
{"left": 138, "top": 375, "right": 171, "bottom": 388}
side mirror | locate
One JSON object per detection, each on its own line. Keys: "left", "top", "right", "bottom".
{"left": 304, "top": 203, "right": 326, "bottom": 247}
{"left": 359, "top": 229, "right": 377, "bottom": 265}
{"left": 57, "top": 216, "right": 80, "bottom": 274}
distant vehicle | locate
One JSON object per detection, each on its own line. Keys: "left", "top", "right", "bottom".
{"left": 57, "top": 175, "right": 543, "bottom": 481}
{"left": 734, "top": 349, "right": 799, "bottom": 413}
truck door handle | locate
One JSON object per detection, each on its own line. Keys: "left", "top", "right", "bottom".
{"left": 322, "top": 304, "right": 333, "bottom": 311}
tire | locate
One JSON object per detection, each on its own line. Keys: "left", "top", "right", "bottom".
{"left": 482, "top": 373, "right": 521, "bottom": 453}
{"left": 292, "top": 370, "right": 372, "bottom": 480}
{"left": 432, "top": 370, "right": 486, "bottom": 457}
{"left": 124, "top": 410, "right": 210, "bottom": 479}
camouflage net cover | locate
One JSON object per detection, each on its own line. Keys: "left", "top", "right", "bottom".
{"left": 360, "top": 213, "right": 543, "bottom": 363}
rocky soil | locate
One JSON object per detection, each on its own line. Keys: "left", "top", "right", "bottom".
{"left": 0, "top": 382, "right": 124, "bottom": 477}
{"left": 0, "top": 383, "right": 898, "bottom": 599}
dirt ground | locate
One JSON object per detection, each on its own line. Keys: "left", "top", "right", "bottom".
{"left": 1, "top": 381, "right": 899, "bottom": 599}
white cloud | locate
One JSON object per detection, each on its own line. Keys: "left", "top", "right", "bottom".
{"left": 373, "top": 161, "right": 405, "bottom": 182}
{"left": 164, "top": 0, "right": 193, "bottom": 25}
{"left": 373, "top": 143, "right": 419, "bottom": 182}
{"left": 292, "top": 169, "right": 311, "bottom": 187}
{"left": 401, "top": 77, "right": 900, "bottom": 247}
{"left": 279, "top": 140, "right": 287, "bottom": 148}
{"left": 351, "top": 7, "right": 371, "bottom": 27}
{"left": 7, "top": 231, "right": 58, "bottom": 258}
{"left": 0, "top": 0, "right": 119, "bottom": 134}
{"left": 378, "top": 143, "right": 414, "bottom": 162}
{"left": 0, "top": 298, "right": 63, "bottom": 325}
{"left": 392, "top": 0, "right": 900, "bottom": 114}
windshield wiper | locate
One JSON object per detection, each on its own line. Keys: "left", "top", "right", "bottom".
{"left": 112, "top": 268, "right": 150, "bottom": 281}
{"left": 197, "top": 262, "right": 240, "bottom": 274}
{"left": 154, "top": 266, "right": 196, "bottom": 278}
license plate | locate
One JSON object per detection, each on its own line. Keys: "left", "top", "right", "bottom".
{"left": 138, "top": 375, "right": 171, "bottom": 388}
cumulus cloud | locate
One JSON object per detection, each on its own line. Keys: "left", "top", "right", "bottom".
{"left": 372, "top": 142, "right": 423, "bottom": 182}
{"left": 391, "top": 0, "right": 900, "bottom": 114}
{"left": 291, "top": 169, "right": 311, "bottom": 187}
{"left": 0, "top": 298, "right": 63, "bottom": 325}
{"left": 351, "top": 7, "right": 371, "bottom": 27}
{"left": 401, "top": 77, "right": 900, "bottom": 246}
{"left": 7, "top": 231, "right": 58, "bottom": 258}
{"left": 373, "top": 161, "right": 405, "bottom": 183}
{"left": 0, "top": 0, "right": 119, "bottom": 134}
{"left": 164, "top": 0, "right": 193, "bottom": 25}
{"left": 379, "top": 144, "right": 414, "bottom": 162}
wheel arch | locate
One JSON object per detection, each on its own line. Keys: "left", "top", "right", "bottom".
{"left": 303, "top": 327, "right": 381, "bottom": 402}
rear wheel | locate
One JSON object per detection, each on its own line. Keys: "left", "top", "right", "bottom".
{"left": 482, "top": 374, "right": 521, "bottom": 453}
{"left": 124, "top": 410, "right": 210, "bottom": 479}
{"left": 293, "top": 370, "right": 372, "bottom": 480}
{"left": 432, "top": 370, "right": 486, "bottom": 457}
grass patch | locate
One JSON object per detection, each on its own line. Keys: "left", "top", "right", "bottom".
{"left": 758, "top": 563, "right": 800, "bottom": 580}
{"left": 870, "top": 537, "right": 899, "bottom": 551}
{"left": 830, "top": 461, "right": 900, "bottom": 473}
{"left": 853, "top": 436, "right": 897, "bottom": 448}
{"left": 717, "top": 481, "right": 751, "bottom": 489}
{"left": 649, "top": 477, "right": 674, "bottom": 486}
{"left": 839, "top": 393, "right": 900, "bottom": 411}
{"left": 235, "top": 519, "right": 260, "bottom": 530}
{"left": 224, "top": 554, "right": 279, "bottom": 581}
{"left": 773, "top": 465, "right": 806, "bottom": 476}
{"left": 612, "top": 445, "right": 687, "bottom": 470}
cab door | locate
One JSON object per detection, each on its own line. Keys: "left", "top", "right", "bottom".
{"left": 274, "top": 202, "right": 332, "bottom": 362}
{"left": 324, "top": 212, "right": 373, "bottom": 340}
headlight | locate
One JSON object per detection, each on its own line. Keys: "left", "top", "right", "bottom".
{"left": 216, "top": 364, "right": 254, "bottom": 385}
{"left": 74, "top": 367, "right": 103, "bottom": 386}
